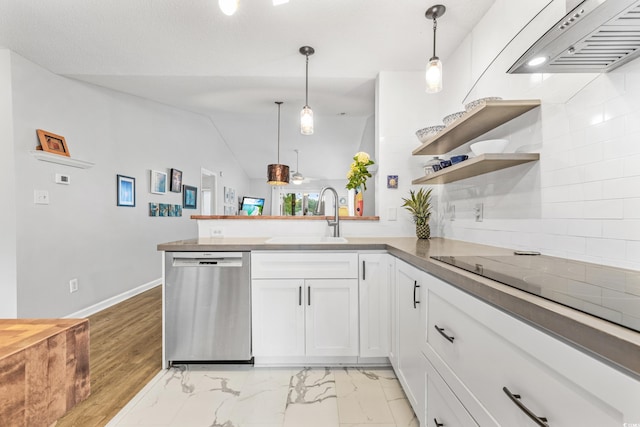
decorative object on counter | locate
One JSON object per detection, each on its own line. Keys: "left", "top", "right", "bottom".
{"left": 346, "top": 151, "right": 375, "bottom": 217}
{"left": 267, "top": 101, "right": 290, "bottom": 185}
{"left": 424, "top": 4, "right": 446, "bottom": 93}
{"left": 443, "top": 111, "right": 466, "bottom": 126}
{"left": 464, "top": 96, "right": 502, "bottom": 112}
{"left": 36, "top": 129, "right": 70, "bottom": 157}
{"left": 387, "top": 175, "right": 398, "bottom": 189}
{"left": 116, "top": 175, "right": 136, "bottom": 207}
{"left": 170, "top": 168, "right": 182, "bottom": 192}
{"left": 424, "top": 156, "right": 441, "bottom": 174}
{"left": 150, "top": 170, "right": 167, "bottom": 194}
{"left": 415, "top": 125, "right": 445, "bottom": 143}
{"left": 291, "top": 149, "right": 305, "bottom": 185}
{"left": 183, "top": 185, "right": 197, "bottom": 209}
{"left": 439, "top": 159, "right": 452, "bottom": 169}
{"left": 401, "top": 187, "right": 433, "bottom": 239}
{"left": 470, "top": 138, "right": 508, "bottom": 155}
{"left": 450, "top": 154, "right": 469, "bottom": 164}
{"left": 299, "top": 46, "right": 315, "bottom": 135}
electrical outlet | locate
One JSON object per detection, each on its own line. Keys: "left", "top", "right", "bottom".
{"left": 34, "top": 190, "right": 50, "bottom": 205}
{"left": 475, "top": 203, "right": 484, "bottom": 222}
{"left": 210, "top": 227, "right": 224, "bottom": 237}
{"left": 447, "top": 203, "right": 456, "bottom": 221}
{"left": 69, "top": 278, "right": 78, "bottom": 293}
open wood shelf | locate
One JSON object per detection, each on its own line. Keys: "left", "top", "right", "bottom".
{"left": 412, "top": 153, "right": 540, "bottom": 185}
{"left": 30, "top": 150, "right": 95, "bottom": 169}
{"left": 412, "top": 99, "right": 541, "bottom": 156}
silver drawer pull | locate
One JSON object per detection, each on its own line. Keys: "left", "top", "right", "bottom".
{"left": 503, "top": 386, "right": 549, "bottom": 427}
{"left": 413, "top": 280, "right": 420, "bottom": 308}
{"left": 433, "top": 418, "right": 444, "bottom": 427}
{"left": 434, "top": 325, "right": 455, "bottom": 343}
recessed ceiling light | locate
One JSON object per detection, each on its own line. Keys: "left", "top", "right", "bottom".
{"left": 527, "top": 56, "right": 547, "bottom": 67}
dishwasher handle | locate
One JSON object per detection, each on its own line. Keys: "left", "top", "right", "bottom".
{"left": 171, "top": 252, "right": 246, "bottom": 268}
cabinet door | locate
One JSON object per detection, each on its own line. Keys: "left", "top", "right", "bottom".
{"left": 396, "top": 260, "right": 426, "bottom": 423}
{"left": 251, "top": 279, "right": 305, "bottom": 357}
{"left": 387, "top": 256, "right": 398, "bottom": 369}
{"left": 305, "top": 279, "right": 358, "bottom": 357}
{"left": 359, "top": 253, "right": 390, "bottom": 358}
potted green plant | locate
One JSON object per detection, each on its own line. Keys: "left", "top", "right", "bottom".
{"left": 401, "top": 188, "right": 433, "bottom": 239}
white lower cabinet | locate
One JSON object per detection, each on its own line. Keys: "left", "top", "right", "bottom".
{"left": 359, "top": 253, "right": 392, "bottom": 358}
{"left": 395, "top": 259, "right": 426, "bottom": 426}
{"left": 422, "top": 272, "right": 640, "bottom": 427}
{"left": 251, "top": 252, "right": 359, "bottom": 363}
{"left": 424, "top": 354, "right": 478, "bottom": 427}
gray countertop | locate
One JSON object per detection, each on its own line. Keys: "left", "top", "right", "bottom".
{"left": 158, "top": 236, "right": 640, "bottom": 378}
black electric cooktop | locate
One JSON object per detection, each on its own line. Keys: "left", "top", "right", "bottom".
{"left": 431, "top": 254, "right": 640, "bottom": 333}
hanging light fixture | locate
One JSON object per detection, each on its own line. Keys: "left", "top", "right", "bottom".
{"left": 267, "top": 102, "right": 290, "bottom": 185}
{"left": 291, "top": 149, "right": 305, "bottom": 185}
{"left": 218, "top": 0, "right": 238, "bottom": 15}
{"left": 425, "top": 5, "right": 446, "bottom": 93}
{"left": 299, "top": 46, "right": 315, "bottom": 135}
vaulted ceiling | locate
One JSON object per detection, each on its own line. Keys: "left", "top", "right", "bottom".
{"left": 0, "top": 0, "right": 495, "bottom": 180}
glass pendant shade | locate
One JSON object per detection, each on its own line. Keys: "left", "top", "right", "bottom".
{"left": 219, "top": 0, "right": 238, "bottom": 15}
{"left": 267, "top": 164, "right": 290, "bottom": 185}
{"left": 300, "top": 106, "right": 314, "bottom": 135}
{"left": 291, "top": 172, "right": 304, "bottom": 185}
{"left": 425, "top": 57, "right": 443, "bottom": 93}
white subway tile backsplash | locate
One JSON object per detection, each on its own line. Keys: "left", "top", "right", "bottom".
{"left": 586, "top": 238, "right": 627, "bottom": 259}
{"left": 555, "top": 235, "right": 587, "bottom": 254}
{"left": 603, "top": 132, "right": 640, "bottom": 160}
{"left": 583, "top": 199, "right": 624, "bottom": 219}
{"left": 627, "top": 241, "right": 640, "bottom": 263}
{"left": 567, "top": 219, "right": 602, "bottom": 238}
{"left": 624, "top": 198, "right": 640, "bottom": 218}
{"left": 623, "top": 154, "right": 640, "bottom": 177}
{"left": 581, "top": 159, "right": 624, "bottom": 183}
{"left": 584, "top": 117, "right": 625, "bottom": 146}
{"left": 602, "top": 176, "right": 640, "bottom": 199}
{"left": 603, "top": 219, "right": 640, "bottom": 241}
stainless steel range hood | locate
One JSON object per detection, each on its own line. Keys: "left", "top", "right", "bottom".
{"left": 509, "top": 0, "right": 640, "bottom": 73}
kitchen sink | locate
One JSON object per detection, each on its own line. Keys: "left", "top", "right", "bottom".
{"left": 265, "top": 236, "right": 348, "bottom": 244}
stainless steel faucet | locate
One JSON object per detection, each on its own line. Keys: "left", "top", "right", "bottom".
{"left": 315, "top": 186, "right": 340, "bottom": 237}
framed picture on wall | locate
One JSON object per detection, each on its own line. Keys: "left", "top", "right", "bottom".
{"left": 170, "top": 168, "right": 183, "bottom": 193}
{"left": 36, "top": 129, "right": 71, "bottom": 157}
{"left": 117, "top": 175, "right": 136, "bottom": 207}
{"left": 183, "top": 185, "right": 197, "bottom": 209}
{"left": 150, "top": 170, "right": 167, "bottom": 194}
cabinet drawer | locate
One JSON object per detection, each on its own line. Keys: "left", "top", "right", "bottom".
{"left": 251, "top": 251, "right": 358, "bottom": 279}
{"left": 424, "top": 355, "right": 479, "bottom": 427}
{"left": 425, "top": 275, "right": 638, "bottom": 427}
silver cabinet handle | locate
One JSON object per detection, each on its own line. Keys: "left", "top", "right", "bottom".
{"left": 413, "top": 280, "right": 420, "bottom": 308}
{"left": 299, "top": 286, "right": 302, "bottom": 306}
{"left": 433, "top": 419, "right": 444, "bottom": 427}
{"left": 434, "top": 325, "right": 455, "bottom": 343}
{"left": 308, "top": 286, "right": 311, "bottom": 306}
{"left": 503, "top": 386, "right": 549, "bottom": 427}
{"left": 362, "top": 260, "right": 366, "bottom": 280}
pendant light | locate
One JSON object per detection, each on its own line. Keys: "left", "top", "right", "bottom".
{"left": 218, "top": 0, "right": 238, "bottom": 16}
{"left": 267, "top": 102, "right": 290, "bottom": 185}
{"left": 299, "top": 46, "right": 315, "bottom": 135}
{"left": 425, "top": 5, "right": 446, "bottom": 93}
{"left": 291, "top": 149, "right": 305, "bottom": 185}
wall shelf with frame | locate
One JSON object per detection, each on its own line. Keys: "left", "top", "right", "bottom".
{"left": 412, "top": 153, "right": 539, "bottom": 185}
{"left": 30, "top": 150, "right": 95, "bottom": 169}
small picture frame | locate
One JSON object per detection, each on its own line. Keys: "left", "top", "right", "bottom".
{"left": 149, "top": 203, "right": 159, "bottom": 216}
{"left": 387, "top": 175, "right": 399, "bottom": 189}
{"left": 117, "top": 175, "right": 136, "bottom": 207}
{"left": 159, "top": 203, "right": 170, "bottom": 216}
{"left": 183, "top": 185, "right": 197, "bottom": 209}
{"left": 170, "top": 168, "right": 183, "bottom": 193}
{"left": 36, "top": 129, "right": 70, "bottom": 157}
{"left": 150, "top": 170, "right": 167, "bottom": 194}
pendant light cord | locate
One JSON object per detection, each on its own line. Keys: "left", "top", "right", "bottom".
{"left": 432, "top": 17, "right": 438, "bottom": 58}
{"left": 305, "top": 54, "right": 309, "bottom": 107}
{"left": 277, "top": 102, "right": 281, "bottom": 163}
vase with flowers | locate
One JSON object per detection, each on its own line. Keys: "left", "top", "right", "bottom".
{"left": 346, "top": 152, "right": 375, "bottom": 216}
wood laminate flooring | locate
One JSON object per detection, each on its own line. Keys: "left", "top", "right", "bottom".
{"left": 56, "top": 286, "right": 163, "bottom": 427}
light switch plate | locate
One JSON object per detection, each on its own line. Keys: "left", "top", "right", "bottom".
{"left": 34, "top": 190, "right": 50, "bottom": 205}
{"left": 388, "top": 207, "right": 397, "bottom": 221}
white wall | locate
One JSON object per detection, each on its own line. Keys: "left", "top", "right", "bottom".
{"left": 0, "top": 50, "right": 17, "bottom": 317}
{"left": 426, "top": 0, "right": 640, "bottom": 270}
{"left": 7, "top": 51, "right": 250, "bottom": 317}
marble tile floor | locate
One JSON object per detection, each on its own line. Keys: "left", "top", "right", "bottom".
{"left": 106, "top": 366, "right": 419, "bottom": 427}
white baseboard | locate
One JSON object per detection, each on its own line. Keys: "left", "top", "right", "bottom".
{"left": 65, "top": 278, "right": 162, "bottom": 319}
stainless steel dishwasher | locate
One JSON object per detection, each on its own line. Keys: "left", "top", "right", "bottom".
{"left": 164, "top": 251, "right": 251, "bottom": 364}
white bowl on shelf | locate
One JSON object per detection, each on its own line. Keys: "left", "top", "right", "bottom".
{"left": 415, "top": 125, "right": 445, "bottom": 143}
{"left": 443, "top": 111, "right": 466, "bottom": 126}
{"left": 464, "top": 96, "right": 502, "bottom": 112}
{"left": 470, "top": 139, "right": 508, "bottom": 155}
